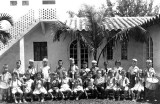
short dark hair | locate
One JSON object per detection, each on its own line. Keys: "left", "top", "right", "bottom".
{"left": 12, "top": 72, "right": 18, "bottom": 77}
{"left": 115, "top": 60, "right": 121, "bottom": 65}
{"left": 16, "top": 60, "right": 21, "bottom": 65}
{"left": 83, "top": 61, "right": 87, "bottom": 64}
{"left": 58, "top": 60, "right": 63, "bottom": 63}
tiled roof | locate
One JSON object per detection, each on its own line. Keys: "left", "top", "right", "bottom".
{"left": 63, "top": 17, "right": 152, "bottom": 31}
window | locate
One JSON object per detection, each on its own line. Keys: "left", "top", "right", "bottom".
{"left": 70, "top": 40, "right": 88, "bottom": 67}
{"left": 107, "top": 39, "right": 114, "bottom": 60}
{"left": 42, "top": 0, "right": 55, "bottom": 4}
{"left": 22, "top": 0, "right": 29, "bottom": 6}
{"left": 146, "top": 37, "right": 153, "bottom": 63}
{"left": 121, "top": 41, "right": 128, "bottom": 60}
{"left": 80, "top": 41, "right": 88, "bottom": 67}
{"left": 10, "top": 1, "right": 17, "bottom": 6}
{"left": 34, "top": 42, "right": 48, "bottom": 61}
{"left": 70, "top": 40, "right": 78, "bottom": 65}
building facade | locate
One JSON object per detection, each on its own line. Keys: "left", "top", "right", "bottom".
{"left": 0, "top": 0, "right": 159, "bottom": 76}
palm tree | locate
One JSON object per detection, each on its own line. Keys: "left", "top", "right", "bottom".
{"left": 0, "top": 13, "right": 13, "bottom": 44}
{"left": 53, "top": 4, "right": 149, "bottom": 65}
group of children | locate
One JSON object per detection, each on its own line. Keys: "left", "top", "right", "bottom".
{"left": 0, "top": 58, "right": 157, "bottom": 103}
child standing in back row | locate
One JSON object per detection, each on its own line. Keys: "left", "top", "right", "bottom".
{"left": 41, "top": 58, "right": 51, "bottom": 91}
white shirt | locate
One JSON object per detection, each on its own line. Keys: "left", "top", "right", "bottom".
{"left": 69, "top": 65, "right": 79, "bottom": 74}
{"left": 27, "top": 67, "right": 37, "bottom": 76}
{"left": 25, "top": 79, "right": 34, "bottom": 89}
{"left": 119, "top": 77, "right": 130, "bottom": 87}
{"left": 128, "top": 66, "right": 139, "bottom": 75}
{"left": 147, "top": 67, "right": 156, "bottom": 77}
{"left": 10, "top": 79, "right": 22, "bottom": 88}
{"left": 41, "top": 66, "right": 50, "bottom": 81}
{"left": 0, "top": 72, "right": 12, "bottom": 83}
{"left": 13, "top": 66, "right": 25, "bottom": 76}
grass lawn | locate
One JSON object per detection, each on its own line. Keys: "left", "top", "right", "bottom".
{"left": 1, "top": 99, "right": 156, "bottom": 104}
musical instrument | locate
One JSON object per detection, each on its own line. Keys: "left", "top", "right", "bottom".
{"left": 0, "top": 81, "right": 9, "bottom": 89}
{"left": 145, "top": 77, "right": 159, "bottom": 90}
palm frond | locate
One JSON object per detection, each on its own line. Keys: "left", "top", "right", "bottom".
{"left": 0, "top": 13, "right": 13, "bottom": 26}
{"left": 0, "top": 31, "right": 11, "bottom": 44}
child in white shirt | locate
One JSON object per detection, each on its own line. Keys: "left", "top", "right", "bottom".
{"left": 10, "top": 72, "right": 23, "bottom": 103}
{"left": 23, "top": 73, "right": 34, "bottom": 103}
{"left": 0, "top": 64, "right": 12, "bottom": 101}
{"left": 33, "top": 72, "right": 47, "bottom": 102}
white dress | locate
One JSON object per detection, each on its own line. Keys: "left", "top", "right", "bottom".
{"left": 10, "top": 79, "right": 23, "bottom": 94}
{"left": 24, "top": 79, "right": 34, "bottom": 93}
{"left": 60, "top": 77, "right": 71, "bottom": 92}
{"left": 33, "top": 79, "right": 47, "bottom": 95}
{"left": 41, "top": 66, "right": 50, "bottom": 82}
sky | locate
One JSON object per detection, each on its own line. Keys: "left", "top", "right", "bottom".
{"left": 56, "top": 0, "right": 160, "bottom": 21}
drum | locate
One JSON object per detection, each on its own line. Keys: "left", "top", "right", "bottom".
{"left": 145, "top": 77, "right": 159, "bottom": 90}
{"left": 0, "top": 81, "right": 9, "bottom": 89}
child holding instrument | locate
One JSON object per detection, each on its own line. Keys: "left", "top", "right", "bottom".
{"left": 119, "top": 70, "right": 130, "bottom": 100}
{"left": 105, "top": 70, "right": 116, "bottom": 100}
{"left": 23, "top": 73, "right": 34, "bottom": 103}
{"left": 0, "top": 64, "right": 12, "bottom": 102}
{"left": 83, "top": 72, "right": 95, "bottom": 99}
{"left": 59, "top": 71, "right": 72, "bottom": 99}
{"left": 131, "top": 70, "right": 144, "bottom": 102}
{"left": 10, "top": 72, "right": 23, "bottom": 103}
{"left": 33, "top": 72, "right": 47, "bottom": 102}
{"left": 26, "top": 59, "right": 37, "bottom": 80}
{"left": 68, "top": 58, "right": 79, "bottom": 78}
{"left": 72, "top": 72, "right": 84, "bottom": 100}
{"left": 94, "top": 70, "right": 105, "bottom": 99}
{"left": 48, "top": 73, "right": 60, "bottom": 99}
{"left": 79, "top": 62, "right": 90, "bottom": 81}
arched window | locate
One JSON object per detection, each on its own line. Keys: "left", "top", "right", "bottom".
{"left": 80, "top": 41, "right": 88, "bottom": 67}
{"left": 107, "top": 39, "right": 114, "bottom": 60}
{"left": 70, "top": 40, "right": 88, "bottom": 67}
{"left": 70, "top": 40, "right": 78, "bottom": 65}
{"left": 146, "top": 37, "right": 153, "bottom": 63}
{"left": 121, "top": 40, "right": 128, "bottom": 60}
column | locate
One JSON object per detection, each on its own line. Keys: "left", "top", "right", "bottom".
{"left": 20, "top": 37, "right": 25, "bottom": 74}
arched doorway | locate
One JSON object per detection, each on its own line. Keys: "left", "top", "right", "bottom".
{"left": 70, "top": 40, "right": 89, "bottom": 68}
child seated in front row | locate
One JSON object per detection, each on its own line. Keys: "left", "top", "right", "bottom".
{"left": 23, "top": 73, "right": 34, "bottom": 103}
{"left": 83, "top": 72, "right": 95, "bottom": 99}
{"left": 72, "top": 72, "right": 84, "bottom": 100}
{"left": 10, "top": 72, "right": 23, "bottom": 103}
{"left": 59, "top": 71, "right": 72, "bottom": 99}
{"left": 119, "top": 70, "right": 130, "bottom": 100}
{"left": 105, "top": 71, "right": 116, "bottom": 100}
{"left": 94, "top": 70, "right": 105, "bottom": 98}
{"left": 33, "top": 72, "right": 47, "bottom": 102}
{"left": 48, "top": 73, "right": 60, "bottom": 99}
{"left": 131, "top": 70, "right": 144, "bottom": 102}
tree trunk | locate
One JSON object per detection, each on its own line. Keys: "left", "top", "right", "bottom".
{"left": 93, "top": 49, "right": 97, "bottom": 60}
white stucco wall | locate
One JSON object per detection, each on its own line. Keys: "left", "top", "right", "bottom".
{"left": 147, "top": 24, "right": 160, "bottom": 76}
{"left": 0, "top": 22, "right": 147, "bottom": 73}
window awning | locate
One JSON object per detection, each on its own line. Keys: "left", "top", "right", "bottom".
{"left": 63, "top": 17, "right": 152, "bottom": 31}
